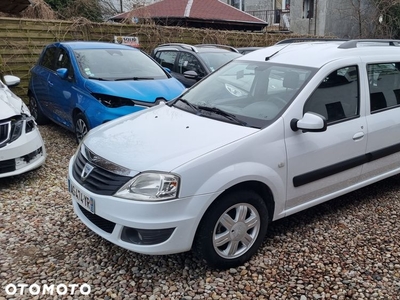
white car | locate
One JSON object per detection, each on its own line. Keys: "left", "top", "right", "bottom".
{"left": 0, "top": 75, "right": 46, "bottom": 178}
{"left": 68, "top": 39, "right": 400, "bottom": 268}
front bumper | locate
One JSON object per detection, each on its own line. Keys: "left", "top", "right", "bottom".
{"left": 0, "top": 127, "right": 46, "bottom": 178}
{"left": 68, "top": 156, "right": 216, "bottom": 255}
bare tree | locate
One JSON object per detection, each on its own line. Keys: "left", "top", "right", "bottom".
{"left": 99, "top": 0, "right": 159, "bottom": 19}
{"left": 373, "top": 0, "right": 400, "bottom": 38}
{"left": 332, "top": 0, "right": 400, "bottom": 38}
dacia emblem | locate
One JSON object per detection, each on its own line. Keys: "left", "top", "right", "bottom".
{"left": 81, "top": 163, "right": 94, "bottom": 181}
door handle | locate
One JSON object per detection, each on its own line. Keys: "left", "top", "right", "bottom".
{"left": 353, "top": 132, "right": 364, "bottom": 141}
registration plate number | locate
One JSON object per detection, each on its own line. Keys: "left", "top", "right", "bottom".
{"left": 68, "top": 179, "right": 95, "bottom": 214}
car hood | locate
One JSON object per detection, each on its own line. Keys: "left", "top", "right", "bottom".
{"left": 0, "top": 87, "right": 29, "bottom": 119}
{"left": 83, "top": 103, "right": 258, "bottom": 172}
{"left": 84, "top": 78, "right": 184, "bottom": 102}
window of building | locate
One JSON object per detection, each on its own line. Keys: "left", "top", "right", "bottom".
{"left": 230, "top": 0, "right": 245, "bottom": 11}
{"left": 303, "top": 0, "right": 314, "bottom": 18}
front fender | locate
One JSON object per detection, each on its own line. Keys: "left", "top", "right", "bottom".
{"left": 179, "top": 161, "right": 286, "bottom": 221}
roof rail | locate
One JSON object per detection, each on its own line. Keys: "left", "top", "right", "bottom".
{"left": 194, "top": 44, "right": 240, "bottom": 53}
{"left": 338, "top": 39, "right": 400, "bottom": 49}
{"left": 276, "top": 38, "right": 348, "bottom": 45}
{"left": 156, "top": 43, "right": 198, "bottom": 52}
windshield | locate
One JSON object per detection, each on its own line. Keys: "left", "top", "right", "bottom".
{"left": 74, "top": 49, "right": 168, "bottom": 80}
{"left": 198, "top": 52, "right": 242, "bottom": 72}
{"left": 174, "top": 60, "right": 316, "bottom": 128}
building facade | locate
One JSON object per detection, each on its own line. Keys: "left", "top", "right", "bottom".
{"left": 289, "top": 0, "right": 377, "bottom": 38}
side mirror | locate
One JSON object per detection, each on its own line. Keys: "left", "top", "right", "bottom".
{"left": 3, "top": 75, "right": 20, "bottom": 87}
{"left": 291, "top": 112, "right": 327, "bottom": 132}
{"left": 56, "top": 68, "right": 68, "bottom": 80}
{"left": 183, "top": 70, "right": 199, "bottom": 79}
{"left": 163, "top": 67, "right": 171, "bottom": 73}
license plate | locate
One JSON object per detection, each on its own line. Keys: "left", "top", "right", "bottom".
{"left": 68, "top": 179, "right": 95, "bottom": 214}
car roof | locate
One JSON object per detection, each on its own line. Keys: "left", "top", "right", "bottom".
{"left": 153, "top": 43, "right": 240, "bottom": 54}
{"left": 238, "top": 39, "right": 400, "bottom": 68}
{"left": 237, "top": 47, "right": 263, "bottom": 51}
{"left": 52, "top": 41, "right": 139, "bottom": 51}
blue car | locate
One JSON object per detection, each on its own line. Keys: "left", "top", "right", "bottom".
{"left": 28, "top": 41, "right": 185, "bottom": 143}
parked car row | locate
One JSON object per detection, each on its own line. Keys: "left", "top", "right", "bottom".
{"left": 67, "top": 38, "right": 400, "bottom": 268}
{"left": 7, "top": 38, "right": 400, "bottom": 270}
{"left": 1, "top": 41, "right": 246, "bottom": 179}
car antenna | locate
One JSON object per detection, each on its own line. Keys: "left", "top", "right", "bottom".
{"left": 265, "top": 43, "right": 292, "bottom": 61}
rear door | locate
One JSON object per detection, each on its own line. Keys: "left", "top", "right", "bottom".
{"left": 363, "top": 60, "right": 400, "bottom": 180}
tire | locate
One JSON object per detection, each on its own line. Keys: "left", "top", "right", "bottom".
{"left": 74, "top": 112, "right": 90, "bottom": 144}
{"left": 29, "top": 95, "right": 49, "bottom": 125}
{"left": 193, "top": 190, "right": 269, "bottom": 269}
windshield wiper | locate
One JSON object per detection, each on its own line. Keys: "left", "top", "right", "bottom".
{"left": 114, "top": 77, "right": 154, "bottom": 81}
{"left": 88, "top": 76, "right": 110, "bottom": 81}
{"left": 175, "top": 98, "right": 201, "bottom": 114}
{"left": 197, "top": 105, "right": 247, "bottom": 126}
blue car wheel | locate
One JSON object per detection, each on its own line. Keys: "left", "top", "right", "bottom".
{"left": 74, "top": 112, "right": 89, "bottom": 144}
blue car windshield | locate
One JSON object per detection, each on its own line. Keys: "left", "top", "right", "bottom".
{"left": 74, "top": 49, "right": 169, "bottom": 80}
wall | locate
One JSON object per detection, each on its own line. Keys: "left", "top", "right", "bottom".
{"left": 0, "top": 17, "right": 300, "bottom": 101}
{"left": 290, "top": 0, "right": 377, "bottom": 38}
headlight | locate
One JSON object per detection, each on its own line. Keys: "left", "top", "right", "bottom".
{"left": 115, "top": 172, "right": 180, "bottom": 201}
{"left": 10, "top": 118, "right": 23, "bottom": 143}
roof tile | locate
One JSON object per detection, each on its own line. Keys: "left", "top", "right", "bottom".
{"left": 113, "top": 0, "right": 266, "bottom": 24}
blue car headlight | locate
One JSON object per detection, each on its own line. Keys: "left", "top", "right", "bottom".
{"left": 92, "top": 93, "right": 136, "bottom": 108}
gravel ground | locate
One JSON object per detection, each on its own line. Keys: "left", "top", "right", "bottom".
{"left": 1, "top": 123, "right": 400, "bottom": 300}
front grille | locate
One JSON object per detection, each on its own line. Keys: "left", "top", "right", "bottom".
{"left": 72, "top": 150, "right": 131, "bottom": 195}
{"left": 0, "top": 121, "right": 10, "bottom": 147}
{"left": 78, "top": 204, "right": 116, "bottom": 233}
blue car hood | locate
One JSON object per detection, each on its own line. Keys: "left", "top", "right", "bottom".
{"left": 84, "top": 78, "right": 184, "bottom": 102}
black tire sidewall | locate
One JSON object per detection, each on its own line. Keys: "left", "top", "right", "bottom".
{"left": 29, "top": 95, "right": 48, "bottom": 125}
{"left": 74, "top": 112, "right": 89, "bottom": 144}
{"left": 194, "top": 190, "right": 269, "bottom": 269}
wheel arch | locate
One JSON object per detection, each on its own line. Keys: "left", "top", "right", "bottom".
{"left": 193, "top": 179, "right": 275, "bottom": 242}
{"left": 72, "top": 108, "right": 86, "bottom": 128}
{"left": 222, "top": 180, "right": 275, "bottom": 223}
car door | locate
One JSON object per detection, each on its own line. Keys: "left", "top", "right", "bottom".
{"left": 29, "top": 45, "right": 58, "bottom": 117}
{"left": 283, "top": 65, "right": 367, "bottom": 215}
{"left": 45, "top": 46, "right": 77, "bottom": 129}
{"left": 363, "top": 61, "right": 400, "bottom": 180}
